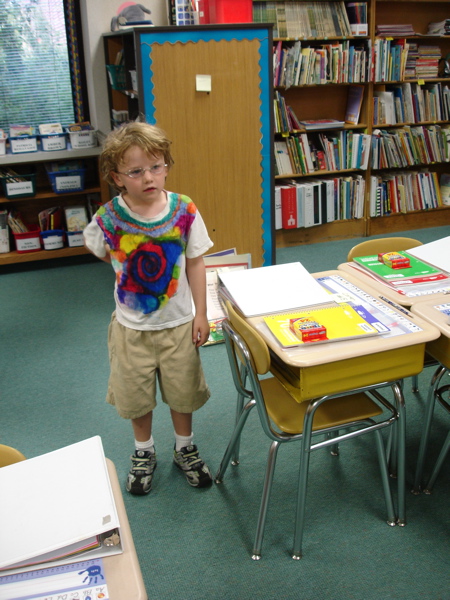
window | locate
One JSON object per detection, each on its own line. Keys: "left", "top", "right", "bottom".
{"left": 0, "top": 0, "right": 87, "bottom": 133}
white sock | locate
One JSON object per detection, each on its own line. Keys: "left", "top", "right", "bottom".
{"left": 135, "top": 436, "right": 155, "bottom": 454}
{"left": 175, "top": 432, "right": 193, "bottom": 451}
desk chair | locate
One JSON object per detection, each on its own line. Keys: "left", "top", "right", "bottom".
{"left": 215, "top": 301, "right": 398, "bottom": 560}
{"left": 0, "top": 444, "right": 26, "bottom": 467}
{"left": 346, "top": 237, "right": 423, "bottom": 261}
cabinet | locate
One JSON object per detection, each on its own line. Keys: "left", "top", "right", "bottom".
{"left": 261, "top": 0, "right": 450, "bottom": 249}
{"left": 103, "top": 25, "right": 275, "bottom": 268}
{"left": 0, "top": 147, "right": 109, "bottom": 265}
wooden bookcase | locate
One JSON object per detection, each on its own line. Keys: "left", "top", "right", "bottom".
{"left": 0, "top": 147, "right": 109, "bottom": 265}
{"left": 103, "top": 24, "right": 275, "bottom": 268}
{"left": 263, "top": 0, "right": 450, "bottom": 249}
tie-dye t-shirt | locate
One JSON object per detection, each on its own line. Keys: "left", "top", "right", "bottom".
{"left": 83, "top": 192, "right": 213, "bottom": 330}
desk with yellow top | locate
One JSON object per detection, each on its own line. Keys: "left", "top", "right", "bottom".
{"left": 239, "top": 269, "right": 440, "bottom": 525}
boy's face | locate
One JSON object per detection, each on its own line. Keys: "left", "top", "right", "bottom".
{"left": 111, "top": 146, "right": 168, "bottom": 206}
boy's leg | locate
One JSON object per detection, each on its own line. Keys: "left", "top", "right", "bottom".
{"left": 171, "top": 409, "right": 212, "bottom": 488}
{"left": 127, "top": 411, "right": 157, "bottom": 495}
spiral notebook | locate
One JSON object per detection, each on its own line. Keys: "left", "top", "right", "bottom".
{"left": 263, "top": 304, "right": 388, "bottom": 348}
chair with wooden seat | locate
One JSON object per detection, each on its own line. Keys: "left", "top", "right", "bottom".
{"left": 215, "top": 301, "right": 399, "bottom": 560}
{"left": 346, "top": 236, "right": 423, "bottom": 261}
{"left": 0, "top": 444, "right": 26, "bottom": 467}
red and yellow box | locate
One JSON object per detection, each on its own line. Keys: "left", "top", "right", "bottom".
{"left": 378, "top": 252, "right": 411, "bottom": 269}
{"left": 289, "top": 318, "right": 327, "bottom": 343}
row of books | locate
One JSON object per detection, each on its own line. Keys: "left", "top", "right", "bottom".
{"left": 253, "top": 1, "right": 353, "bottom": 39}
{"left": 273, "top": 39, "right": 368, "bottom": 88}
{"left": 373, "top": 82, "right": 450, "bottom": 126}
{"left": 275, "top": 130, "right": 371, "bottom": 176}
{"left": 371, "top": 125, "right": 450, "bottom": 170}
{"left": 369, "top": 170, "right": 443, "bottom": 216}
{"left": 275, "top": 174, "right": 365, "bottom": 230}
{"left": 273, "top": 39, "right": 443, "bottom": 88}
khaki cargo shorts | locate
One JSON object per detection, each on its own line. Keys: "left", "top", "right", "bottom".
{"left": 106, "top": 313, "right": 210, "bottom": 419}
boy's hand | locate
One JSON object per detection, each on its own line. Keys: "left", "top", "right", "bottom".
{"left": 192, "top": 314, "right": 210, "bottom": 347}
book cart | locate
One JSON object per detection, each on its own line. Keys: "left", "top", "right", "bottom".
{"left": 256, "top": 0, "right": 450, "bottom": 250}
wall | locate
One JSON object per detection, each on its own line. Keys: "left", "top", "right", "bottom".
{"left": 79, "top": 0, "right": 169, "bottom": 135}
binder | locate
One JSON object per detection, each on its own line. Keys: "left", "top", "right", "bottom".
{"left": 218, "top": 261, "right": 332, "bottom": 317}
{"left": 0, "top": 437, "right": 122, "bottom": 575}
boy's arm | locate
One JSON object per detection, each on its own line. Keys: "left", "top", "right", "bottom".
{"left": 186, "top": 255, "right": 210, "bottom": 347}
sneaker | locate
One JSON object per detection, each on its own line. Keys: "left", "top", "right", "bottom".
{"left": 126, "top": 450, "right": 157, "bottom": 495}
{"left": 173, "top": 444, "right": 212, "bottom": 488}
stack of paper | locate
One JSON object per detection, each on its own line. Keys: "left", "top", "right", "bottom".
{"left": 218, "top": 261, "right": 332, "bottom": 317}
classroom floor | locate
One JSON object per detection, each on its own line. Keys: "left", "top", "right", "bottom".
{"left": 1, "top": 225, "right": 449, "bottom": 599}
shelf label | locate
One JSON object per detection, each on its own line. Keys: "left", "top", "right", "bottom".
{"left": 56, "top": 175, "right": 81, "bottom": 192}
{"left": 6, "top": 181, "right": 33, "bottom": 196}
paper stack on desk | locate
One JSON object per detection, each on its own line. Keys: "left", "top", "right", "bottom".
{"left": 0, "top": 436, "right": 122, "bottom": 576}
{"left": 218, "top": 261, "right": 332, "bottom": 317}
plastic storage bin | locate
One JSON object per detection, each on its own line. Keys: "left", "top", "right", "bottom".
{"left": 66, "top": 231, "right": 84, "bottom": 247}
{"left": 46, "top": 165, "right": 86, "bottom": 194}
{"left": 1, "top": 170, "right": 36, "bottom": 199}
{"left": 66, "top": 129, "right": 97, "bottom": 149}
{"left": 41, "top": 229, "right": 65, "bottom": 250}
{"left": 40, "top": 133, "right": 67, "bottom": 152}
{"left": 209, "top": 0, "right": 252, "bottom": 23}
{"left": 13, "top": 226, "right": 41, "bottom": 253}
{"left": 9, "top": 134, "right": 38, "bottom": 154}
{"left": 0, "top": 135, "right": 7, "bottom": 156}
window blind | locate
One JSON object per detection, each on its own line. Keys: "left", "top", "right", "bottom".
{"left": 0, "top": 0, "right": 75, "bottom": 133}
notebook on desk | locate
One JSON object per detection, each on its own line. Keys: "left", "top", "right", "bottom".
{"left": 0, "top": 436, "right": 122, "bottom": 576}
{"left": 218, "top": 262, "right": 332, "bottom": 317}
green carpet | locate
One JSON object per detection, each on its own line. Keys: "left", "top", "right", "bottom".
{"left": 1, "top": 226, "right": 449, "bottom": 599}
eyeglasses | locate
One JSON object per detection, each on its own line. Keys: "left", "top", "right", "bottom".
{"left": 116, "top": 164, "right": 168, "bottom": 178}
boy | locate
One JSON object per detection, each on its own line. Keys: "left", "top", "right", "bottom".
{"left": 84, "top": 122, "right": 213, "bottom": 494}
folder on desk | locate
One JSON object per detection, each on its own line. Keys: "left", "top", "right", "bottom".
{"left": 218, "top": 262, "right": 332, "bottom": 317}
{"left": 0, "top": 436, "right": 122, "bottom": 575}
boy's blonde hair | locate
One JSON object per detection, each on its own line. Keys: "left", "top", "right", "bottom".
{"left": 100, "top": 121, "right": 174, "bottom": 190}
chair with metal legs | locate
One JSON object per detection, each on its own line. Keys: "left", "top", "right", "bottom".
{"left": 215, "top": 301, "right": 399, "bottom": 560}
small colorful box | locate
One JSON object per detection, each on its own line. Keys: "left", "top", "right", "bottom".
{"left": 378, "top": 252, "right": 411, "bottom": 269}
{"left": 289, "top": 318, "right": 328, "bottom": 343}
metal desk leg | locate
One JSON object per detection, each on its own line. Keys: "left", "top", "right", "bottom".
{"left": 392, "top": 381, "right": 407, "bottom": 526}
{"left": 412, "top": 365, "right": 448, "bottom": 494}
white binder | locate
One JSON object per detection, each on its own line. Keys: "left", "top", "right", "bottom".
{"left": 0, "top": 436, "right": 122, "bottom": 575}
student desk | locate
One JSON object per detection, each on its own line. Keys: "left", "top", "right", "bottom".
{"left": 337, "top": 261, "right": 450, "bottom": 308}
{"left": 105, "top": 459, "right": 147, "bottom": 600}
{"left": 409, "top": 300, "right": 450, "bottom": 493}
{"left": 245, "top": 270, "right": 440, "bottom": 524}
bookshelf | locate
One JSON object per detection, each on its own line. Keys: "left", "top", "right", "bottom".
{"left": 103, "top": 25, "right": 275, "bottom": 268}
{"left": 257, "top": 0, "right": 450, "bottom": 248}
{"left": 0, "top": 148, "right": 109, "bottom": 265}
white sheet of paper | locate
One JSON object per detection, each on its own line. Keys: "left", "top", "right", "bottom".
{"left": 406, "top": 236, "right": 450, "bottom": 273}
{"left": 218, "top": 262, "right": 332, "bottom": 317}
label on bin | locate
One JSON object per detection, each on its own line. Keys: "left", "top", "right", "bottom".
{"left": 6, "top": 180, "right": 33, "bottom": 196}
{"left": 56, "top": 175, "right": 81, "bottom": 191}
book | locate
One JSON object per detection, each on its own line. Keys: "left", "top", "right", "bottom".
{"left": 345, "top": 85, "right": 364, "bottom": 125}
{"left": 299, "top": 119, "right": 345, "bottom": 131}
{"left": 352, "top": 251, "right": 448, "bottom": 286}
{"left": 263, "top": 303, "right": 385, "bottom": 348}
{"left": 406, "top": 236, "right": 450, "bottom": 274}
{"left": 439, "top": 174, "right": 450, "bottom": 207}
